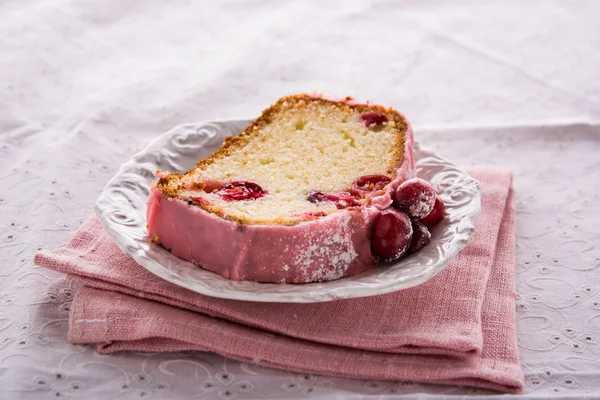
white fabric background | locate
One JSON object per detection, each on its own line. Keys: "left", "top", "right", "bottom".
{"left": 1, "top": 0, "right": 599, "bottom": 398}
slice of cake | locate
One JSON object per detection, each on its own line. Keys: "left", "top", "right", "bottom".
{"left": 147, "top": 94, "right": 415, "bottom": 283}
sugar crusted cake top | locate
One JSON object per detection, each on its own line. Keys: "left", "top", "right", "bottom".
{"left": 156, "top": 94, "right": 407, "bottom": 225}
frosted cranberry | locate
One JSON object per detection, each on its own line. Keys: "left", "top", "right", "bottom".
{"left": 408, "top": 221, "right": 431, "bottom": 254}
{"left": 361, "top": 113, "right": 388, "bottom": 128}
{"left": 217, "top": 181, "right": 267, "bottom": 201}
{"left": 420, "top": 195, "right": 445, "bottom": 228}
{"left": 371, "top": 209, "right": 413, "bottom": 262}
{"left": 392, "top": 178, "right": 436, "bottom": 219}
{"left": 351, "top": 174, "right": 391, "bottom": 196}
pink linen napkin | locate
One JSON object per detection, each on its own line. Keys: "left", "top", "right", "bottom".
{"left": 34, "top": 167, "right": 524, "bottom": 393}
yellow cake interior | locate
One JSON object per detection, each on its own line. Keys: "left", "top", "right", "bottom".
{"left": 158, "top": 95, "right": 406, "bottom": 224}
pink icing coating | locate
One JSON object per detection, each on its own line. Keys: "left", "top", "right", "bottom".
{"left": 147, "top": 102, "right": 415, "bottom": 283}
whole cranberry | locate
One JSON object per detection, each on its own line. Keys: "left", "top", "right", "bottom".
{"left": 371, "top": 208, "right": 413, "bottom": 262}
{"left": 419, "top": 195, "right": 445, "bottom": 228}
{"left": 392, "top": 178, "right": 436, "bottom": 219}
{"left": 408, "top": 221, "right": 431, "bottom": 254}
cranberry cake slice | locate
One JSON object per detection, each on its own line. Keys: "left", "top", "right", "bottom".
{"left": 147, "top": 94, "right": 415, "bottom": 283}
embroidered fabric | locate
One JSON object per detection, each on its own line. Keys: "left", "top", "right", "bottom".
{"left": 1, "top": 0, "right": 599, "bottom": 398}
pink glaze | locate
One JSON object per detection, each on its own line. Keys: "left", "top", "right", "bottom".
{"left": 147, "top": 102, "right": 415, "bottom": 283}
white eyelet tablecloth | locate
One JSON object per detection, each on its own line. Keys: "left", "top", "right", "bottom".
{"left": 1, "top": 1, "right": 599, "bottom": 399}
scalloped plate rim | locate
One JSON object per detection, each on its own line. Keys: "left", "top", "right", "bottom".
{"left": 95, "top": 119, "right": 482, "bottom": 303}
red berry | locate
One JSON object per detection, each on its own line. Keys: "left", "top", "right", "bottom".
{"left": 200, "top": 179, "right": 223, "bottom": 193}
{"left": 351, "top": 174, "right": 391, "bottom": 197}
{"left": 293, "top": 211, "right": 328, "bottom": 219}
{"left": 217, "top": 181, "right": 267, "bottom": 201}
{"left": 186, "top": 196, "right": 208, "bottom": 206}
{"left": 419, "top": 195, "right": 445, "bottom": 228}
{"left": 331, "top": 192, "right": 360, "bottom": 208}
{"left": 408, "top": 221, "right": 431, "bottom": 254}
{"left": 307, "top": 191, "right": 326, "bottom": 203}
{"left": 306, "top": 191, "right": 359, "bottom": 208}
{"left": 361, "top": 113, "right": 388, "bottom": 128}
{"left": 371, "top": 209, "right": 413, "bottom": 262}
{"left": 392, "top": 178, "right": 436, "bottom": 219}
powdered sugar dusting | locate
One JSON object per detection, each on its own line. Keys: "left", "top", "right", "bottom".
{"left": 409, "top": 191, "right": 436, "bottom": 218}
{"left": 294, "top": 214, "right": 358, "bottom": 282}
{"left": 394, "top": 178, "right": 436, "bottom": 219}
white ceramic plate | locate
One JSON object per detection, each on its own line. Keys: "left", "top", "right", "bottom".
{"left": 95, "top": 120, "right": 481, "bottom": 303}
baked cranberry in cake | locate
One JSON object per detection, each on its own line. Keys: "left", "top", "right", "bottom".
{"left": 351, "top": 174, "right": 392, "bottom": 197}
{"left": 361, "top": 112, "right": 389, "bottom": 127}
{"left": 216, "top": 181, "right": 267, "bottom": 201}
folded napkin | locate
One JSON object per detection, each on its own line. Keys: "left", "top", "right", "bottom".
{"left": 34, "top": 167, "right": 524, "bottom": 393}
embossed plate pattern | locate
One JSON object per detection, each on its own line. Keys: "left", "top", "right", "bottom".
{"left": 95, "top": 120, "right": 481, "bottom": 302}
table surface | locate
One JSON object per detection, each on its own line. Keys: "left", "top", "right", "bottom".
{"left": 1, "top": 1, "right": 599, "bottom": 399}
